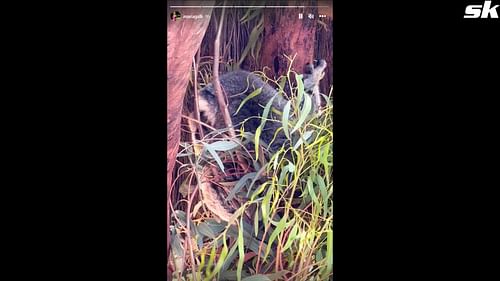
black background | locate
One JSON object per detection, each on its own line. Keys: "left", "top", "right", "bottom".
{"left": 6, "top": 0, "right": 499, "bottom": 279}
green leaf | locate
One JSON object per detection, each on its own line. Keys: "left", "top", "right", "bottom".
{"left": 281, "top": 101, "right": 291, "bottom": 139}
{"left": 261, "top": 186, "right": 272, "bottom": 226}
{"left": 226, "top": 224, "right": 269, "bottom": 259}
{"left": 235, "top": 87, "right": 262, "bottom": 115}
{"left": 204, "top": 236, "right": 229, "bottom": 281}
{"left": 282, "top": 223, "right": 299, "bottom": 251}
{"left": 264, "top": 214, "right": 287, "bottom": 260}
{"left": 197, "top": 234, "right": 204, "bottom": 251}
{"left": 205, "top": 241, "right": 217, "bottom": 277}
{"left": 295, "top": 73, "right": 305, "bottom": 106}
{"left": 291, "top": 93, "right": 312, "bottom": 134}
{"left": 316, "top": 248, "right": 324, "bottom": 263}
{"left": 221, "top": 241, "right": 239, "bottom": 274}
{"left": 209, "top": 140, "right": 240, "bottom": 151}
{"left": 254, "top": 126, "right": 262, "bottom": 161}
{"left": 307, "top": 176, "right": 320, "bottom": 207}
{"left": 319, "top": 143, "right": 331, "bottom": 166}
{"left": 246, "top": 165, "right": 266, "bottom": 197}
{"left": 293, "top": 130, "right": 314, "bottom": 150}
{"left": 237, "top": 17, "right": 264, "bottom": 68}
{"left": 250, "top": 181, "right": 269, "bottom": 201}
{"left": 278, "top": 162, "right": 294, "bottom": 186}
{"left": 260, "top": 94, "right": 277, "bottom": 129}
{"left": 272, "top": 151, "right": 280, "bottom": 170}
{"left": 198, "top": 246, "right": 206, "bottom": 276}
{"left": 316, "top": 174, "right": 329, "bottom": 216}
{"left": 188, "top": 217, "right": 198, "bottom": 237}
{"left": 213, "top": 241, "right": 229, "bottom": 280}
{"left": 251, "top": 29, "right": 262, "bottom": 61}
{"left": 255, "top": 93, "right": 277, "bottom": 160}
{"left": 323, "top": 229, "right": 333, "bottom": 279}
{"left": 204, "top": 219, "right": 228, "bottom": 234}
{"left": 197, "top": 222, "right": 216, "bottom": 239}
{"left": 171, "top": 231, "right": 184, "bottom": 258}
{"left": 226, "top": 206, "right": 245, "bottom": 226}
{"left": 205, "top": 144, "right": 225, "bottom": 173}
{"left": 254, "top": 204, "right": 260, "bottom": 236}
{"left": 237, "top": 217, "right": 245, "bottom": 281}
{"left": 226, "top": 172, "right": 257, "bottom": 202}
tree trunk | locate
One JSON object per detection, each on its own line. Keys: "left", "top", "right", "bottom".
{"left": 167, "top": 4, "right": 213, "bottom": 193}
{"left": 260, "top": 0, "right": 318, "bottom": 78}
{"left": 166, "top": 2, "right": 213, "bottom": 277}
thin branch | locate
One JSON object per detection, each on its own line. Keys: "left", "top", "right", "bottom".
{"left": 193, "top": 51, "right": 204, "bottom": 139}
{"left": 181, "top": 114, "right": 218, "bottom": 132}
{"left": 212, "top": 1, "right": 236, "bottom": 139}
{"left": 185, "top": 168, "right": 198, "bottom": 280}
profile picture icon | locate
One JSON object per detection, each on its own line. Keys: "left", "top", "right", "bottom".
{"left": 170, "top": 11, "right": 182, "bottom": 21}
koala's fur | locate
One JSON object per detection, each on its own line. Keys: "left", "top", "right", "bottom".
{"left": 198, "top": 59, "right": 327, "bottom": 153}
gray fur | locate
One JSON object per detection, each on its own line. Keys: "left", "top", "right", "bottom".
{"left": 198, "top": 60, "right": 327, "bottom": 153}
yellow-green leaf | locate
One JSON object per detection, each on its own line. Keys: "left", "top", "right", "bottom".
{"left": 237, "top": 218, "right": 245, "bottom": 281}
{"left": 282, "top": 223, "right": 299, "bottom": 251}
{"left": 235, "top": 87, "right": 262, "bottom": 115}
{"left": 264, "top": 214, "right": 287, "bottom": 260}
{"left": 291, "top": 93, "right": 312, "bottom": 134}
{"left": 282, "top": 101, "right": 291, "bottom": 139}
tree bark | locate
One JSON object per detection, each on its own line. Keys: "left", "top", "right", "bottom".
{"left": 167, "top": 4, "right": 213, "bottom": 194}
{"left": 166, "top": 2, "right": 213, "bottom": 276}
{"left": 260, "top": 0, "right": 318, "bottom": 78}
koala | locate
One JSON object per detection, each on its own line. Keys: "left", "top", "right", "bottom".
{"left": 198, "top": 59, "right": 327, "bottom": 154}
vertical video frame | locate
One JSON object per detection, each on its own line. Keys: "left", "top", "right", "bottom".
{"left": 167, "top": 1, "right": 333, "bottom": 280}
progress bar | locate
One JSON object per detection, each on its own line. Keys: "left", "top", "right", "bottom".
{"left": 170, "top": 6, "right": 330, "bottom": 8}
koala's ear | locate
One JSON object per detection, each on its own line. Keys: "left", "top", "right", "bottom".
{"left": 317, "top": 59, "right": 327, "bottom": 69}
{"left": 304, "top": 63, "right": 314, "bottom": 74}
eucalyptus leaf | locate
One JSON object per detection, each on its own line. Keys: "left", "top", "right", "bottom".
{"left": 226, "top": 172, "right": 257, "bottom": 202}
{"left": 316, "top": 174, "right": 329, "bottom": 216}
{"left": 220, "top": 241, "right": 239, "bottom": 274}
{"left": 237, "top": 217, "right": 245, "bottom": 281}
{"left": 236, "top": 87, "right": 262, "bottom": 115}
{"left": 282, "top": 101, "right": 291, "bottom": 139}
{"left": 293, "top": 130, "right": 314, "bottom": 150}
{"left": 209, "top": 140, "right": 240, "bottom": 151}
{"left": 295, "top": 73, "right": 305, "bottom": 106}
{"left": 197, "top": 222, "right": 217, "bottom": 239}
{"left": 204, "top": 144, "right": 225, "bottom": 173}
{"left": 291, "top": 94, "right": 312, "bottom": 134}
{"left": 264, "top": 214, "right": 287, "bottom": 260}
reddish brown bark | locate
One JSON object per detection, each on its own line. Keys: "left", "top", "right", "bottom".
{"left": 166, "top": 2, "right": 213, "bottom": 277}
{"left": 260, "top": 0, "right": 318, "bottom": 78}
{"left": 316, "top": 1, "right": 334, "bottom": 93}
{"left": 166, "top": 5, "right": 213, "bottom": 193}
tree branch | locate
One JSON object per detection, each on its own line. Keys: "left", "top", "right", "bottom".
{"left": 212, "top": 2, "right": 236, "bottom": 139}
{"left": 192, "top": 51, "right": 204, "bottom": 139}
